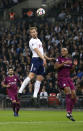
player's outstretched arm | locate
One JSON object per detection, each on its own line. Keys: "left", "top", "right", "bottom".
{"left": 44, "top": 54, "right": 55, "bottom": 61}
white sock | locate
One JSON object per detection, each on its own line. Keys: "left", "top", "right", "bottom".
{"left": 33, "top": 80, "right": 41, "bottom": 98}
{"left": 19, "top": 77, "right": 30, "bottom": 93}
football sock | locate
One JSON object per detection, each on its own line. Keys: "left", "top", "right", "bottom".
{"left": 19, "top": 77, "right": 30, "bottom": 93}
{"left": 16, "top": 103, "right": 20, "bottom": 114}
{"left": 70, "top": 98, "right": 76, "bottom": 113}
{"left": 66, "top": 94, "right": 71, "bottom": 113}
{"left": 33, "top": 80, "right": 41, "bottom": 98}
{"left": 12, "top": 103, "right": 16, "bottom": 113}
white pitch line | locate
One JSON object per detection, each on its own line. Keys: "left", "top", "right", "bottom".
{"left": 0, "top": 121, "right": 83, "bottom": 125}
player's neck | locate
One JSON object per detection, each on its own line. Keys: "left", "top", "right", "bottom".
{"left": 62, "top": 55, "right": 68, "bottom": 58}
{"left": 9, "top": 74, "right": 14, "bottom": 77}
{"left": 32, "top": 36, "right": 38, "bottom": 39}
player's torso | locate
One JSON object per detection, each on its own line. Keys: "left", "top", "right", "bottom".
{"left": 57, "top": 56, "right": 72, "bottom": 78}
{"left": 29, "top": 38, "right": 44, "bottom": 57}
{"left": 6, "top": 76, "right": 18, "bottom": 90}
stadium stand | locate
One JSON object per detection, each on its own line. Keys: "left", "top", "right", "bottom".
{"left": 0, "top": 0, "right": 83, "bottom": 108}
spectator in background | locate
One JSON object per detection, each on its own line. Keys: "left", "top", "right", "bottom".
{"left": 40, "top": 86, "right": 48, "bottom": 106}
{"left": 77, "top": 69, "right": 83, "bottom": 80}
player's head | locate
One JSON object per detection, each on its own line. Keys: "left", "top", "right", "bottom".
{"left": 8, "top": 66, "right": 14, "bottom": 76}
{"left": 61, "top": 48, "right": 68, "bottom": 57}
{"left": 29, "top": 27, "right": 38, "bottom": 38}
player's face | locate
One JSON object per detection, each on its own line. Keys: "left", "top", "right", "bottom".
{"left": 8, "top": 69, "right": 14, "bottom": 76}
{"left": 61, "top": 48, "right": 68, "bottom": 57}
{"left": 30, "top": 29, "right": 37, "bottom": 38}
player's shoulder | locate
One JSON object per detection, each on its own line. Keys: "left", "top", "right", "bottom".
{"left": 14, "top": 75, "right": 19, "bottom": 79}
{"left": 29, "top": 38, "right": 33, "bottom": 43}
{"left": 4, "top": 75, "right": 10, "bottom": 81}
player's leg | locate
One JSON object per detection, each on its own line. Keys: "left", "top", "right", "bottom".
{"left": 67, "top": 79, "right": 76, "bottom": 121}
{"left": 15, "top": 102, "right": 20, "bottom": 116}
{"left": 19, "top": 72, "right": 35, "bottom": 93}
{"left": 15, "top": 95, "right": 20, "bottom": 116}
{"left": 33, "top": 75, "right": 44, "bottom": 98}
{"left": 8, "top": 94, "right": 17, "bottom": 116}
{"left": 64, "top": 87, "right": 71, "bottom": 114}
{"left": 70, "top": 89, "right": 76, "bottom": 114}
{"left": 33, "top": 75, "right": 44, "bottom": 107}
{"left": 12, "top": 100, "right": 17, "bottom": 116}
{"left": 64, "top": 87, "right": 76, "bottom": 121}
{"left": 12, "top": 100, "right": 16, "bottom": 113}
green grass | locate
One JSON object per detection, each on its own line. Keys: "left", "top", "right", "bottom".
{"left": 0, "top": 109, "right": 83, "bottom": 131}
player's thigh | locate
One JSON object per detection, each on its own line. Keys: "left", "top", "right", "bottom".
{"left": 28, "top": 72, "right": 35, "bottom": 79}
{"left": 64, "top": 87, "right": 71, "bottom": 95}
{"left": 12, "top": 100, "right": 16, "bottom": 103}
{"left": 36, "top": 75, "right": 44, "bottom": 81}
{"left": 68, "top": 78, "right": 75, "bottom": 90}
{"left": 58, "top": 78, "right": 71, "bottom": 93}
{"left": 71, "top": 89, "right": 76, "bottom": 99}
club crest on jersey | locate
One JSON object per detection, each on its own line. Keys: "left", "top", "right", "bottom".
{"left": 63, "top": 83, "right": 66, "bottom": 86}
{"left": 39, "top": 44, "right": 42, "bottom": 48}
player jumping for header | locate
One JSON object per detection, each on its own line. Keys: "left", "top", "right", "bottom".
{"left": 18, "top": 27, "right": 53, "bottom": 103}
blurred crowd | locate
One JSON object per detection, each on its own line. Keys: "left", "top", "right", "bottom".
{"left": 0, "top": 0, "right": 23, "bottom": 9}
{"left": 0, "top": 0, "right": 83, "bottom": 97}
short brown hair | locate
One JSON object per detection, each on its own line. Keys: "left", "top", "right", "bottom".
{"left": 29, "top": 27, "right": 37, "bottom": 32}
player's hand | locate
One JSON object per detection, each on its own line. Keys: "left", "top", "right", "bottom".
{"left": 73, "top": 59, "right": 78, "bottom": 66}
{"left": 43, "top": 58, "right": 47, "bottom": 66}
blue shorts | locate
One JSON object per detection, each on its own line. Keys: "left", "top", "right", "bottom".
{"left": 30, "top": 57, "right": 45, "bottom": 76}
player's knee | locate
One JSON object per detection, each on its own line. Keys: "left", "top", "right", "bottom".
{"left": 64, "top": 87, "right": 71, "bottom": 95}
{"left": 12, "top": 100, "right": 16, "bottom": 103}
{"left": 35, "top": 80, "right": 41, "bottom": 87}
{"left": 28, "top": 73, "right": 35, "bottom": 79}
{"left": 71, "top": 92, "right": 76, "bottom": 99}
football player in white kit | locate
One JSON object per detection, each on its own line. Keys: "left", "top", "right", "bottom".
{"left": 19, "top": 27, "right": 53, "bottom": 101}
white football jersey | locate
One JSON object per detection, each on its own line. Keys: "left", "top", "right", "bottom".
{"left": 29, "top": 38, "right": 44, "bottom": 57}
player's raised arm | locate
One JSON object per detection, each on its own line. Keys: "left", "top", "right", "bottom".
{"left": 70, "top": 59, "right": 78, "bottom": 72}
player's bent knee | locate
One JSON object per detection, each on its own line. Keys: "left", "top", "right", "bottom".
{"left": 71, "top": 90, "right": 76, "bottom": 97}
{"left": 36, "top": 75, "right": 44, "bottom": 81}
{"left": 28, "top": 73, "right": 35, "bottom": 79}
{"left": 64, "top": 87, "right": 71, "bottom": 95}
{"left": 71, "top": 92, "right": 76, "bottom": 99}
{"left": 12, "top": 100, "right": 16, "bottom": 103}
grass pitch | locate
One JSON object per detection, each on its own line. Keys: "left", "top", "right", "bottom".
{"left": 0, "top": 109, "right": 83, "bottom": 131}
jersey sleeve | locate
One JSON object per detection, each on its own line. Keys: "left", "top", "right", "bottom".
{"left": 3, "top": 77, "right": 7, "bottom": 84}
